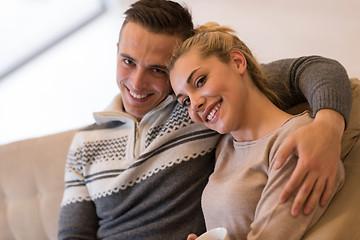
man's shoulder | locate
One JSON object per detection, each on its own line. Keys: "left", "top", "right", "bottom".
{"left": 80, "top": 121, "right": 126, "bottom": 132}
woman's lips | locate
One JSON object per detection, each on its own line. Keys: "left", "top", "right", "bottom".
{"left": 202, "top": 102, "right": 221, "bottom": 122}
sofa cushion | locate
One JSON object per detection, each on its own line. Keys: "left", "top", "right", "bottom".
{"left": 0, "top": 129, "right": 77, "bottom": 240}
{"left": 301, "top": 78, "right": 360, "bottom": 239}
{"left": 303, "top": 137, "right": 360, "bottom": 239}
{"left": 340, "top": 78, "right": 360, "bottom": 159}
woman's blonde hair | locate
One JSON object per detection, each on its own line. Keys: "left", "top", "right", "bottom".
{"left": 169, "top": 22, "right": 282, "bottom": 108}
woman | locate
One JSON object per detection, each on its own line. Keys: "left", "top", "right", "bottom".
{"left": 168, "top": 23, "right": 345, "bottom": 240}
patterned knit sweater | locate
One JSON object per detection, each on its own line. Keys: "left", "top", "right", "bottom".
{"left": 58, "top": 95, "right": 220, "bottom": 239}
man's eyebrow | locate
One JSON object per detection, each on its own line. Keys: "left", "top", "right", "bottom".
{"left": 149, "top": 64, "right": 168, "bottom": 72}
{"left": 120, "top": 53, "right": 168, "bottom": 72}
{"left": 120, "top": 53, "right": 135, "bottom": 62}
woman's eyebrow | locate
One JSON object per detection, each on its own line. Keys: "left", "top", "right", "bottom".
{"left": 187, "top": 68, "right": 200, "bottom": 83}
{"left": 175, "top": 68, "right": 201, "bottom": 100}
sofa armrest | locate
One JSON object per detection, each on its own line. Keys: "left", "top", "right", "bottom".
{"left": 303, "top": 78, "right": 360, "bottom": 239}
{"left": 0, "top": 129, "right": 77, "bottom": 240}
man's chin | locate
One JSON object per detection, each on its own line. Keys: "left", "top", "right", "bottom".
{"left": 125, "top": 109, "right": 144, "bottom": 120}
{"left": 123, "top": 104, "right": 147, "bottom": 121}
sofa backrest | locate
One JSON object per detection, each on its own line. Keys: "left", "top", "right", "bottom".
{"left": 0, "top": 129, "right": 77, "bottom": 240}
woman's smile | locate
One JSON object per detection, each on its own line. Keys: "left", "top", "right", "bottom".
{"left": 204, "top": 102, "right": 222, "bottom": 123}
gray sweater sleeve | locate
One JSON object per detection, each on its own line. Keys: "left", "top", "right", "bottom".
{"left": 261, "top": 56, "right": 352, "bottom": 127}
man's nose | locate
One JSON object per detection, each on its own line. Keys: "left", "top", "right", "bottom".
{"left": 130, "top": 68, "right": 146, "bottom": 90}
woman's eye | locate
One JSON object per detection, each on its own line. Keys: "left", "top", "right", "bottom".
{"left": 195, "top": 76, "right": 206, "bottom": 88}
{"left": 181, "top": 97, "right": 191, "bottom": 107}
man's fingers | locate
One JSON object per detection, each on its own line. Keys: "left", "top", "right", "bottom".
{"left": 274, "top": 136, "right": 296, "bottom": 170}
{"left": 279, "top": 165, "right": 307, "bottom": 204}
{"left": 290, "top": 172, "right": 318, "bottom": 216}
{"left": 320, "top": 176, "right": 336, "bottom": 206}
{"left": 302, "top": 177, "right": 326, "bottom": 215}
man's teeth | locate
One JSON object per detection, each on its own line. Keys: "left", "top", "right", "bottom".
{"left": 130, "top": 91, "right": 148, "bottom": 99}
{"left": 207, "top": 103, "right": 221, "bottom": 121}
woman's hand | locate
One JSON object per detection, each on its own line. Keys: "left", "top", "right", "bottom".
{"left": 187, "top": 234, "right": 198, "bottom": 240}
{"left": 274, "top": 109, "right": 344, "bottom": 216}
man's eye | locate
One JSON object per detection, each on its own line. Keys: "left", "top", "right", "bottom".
{"left": 124, "top": 59, "right": 134, "bottom": 65}
{"left": 195, "top": 76, "right": 206, "bottom": 88}
{"left": 152, "top": 68, "right": 167, "bottom": 75}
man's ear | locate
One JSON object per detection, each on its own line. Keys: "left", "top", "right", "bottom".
{"left": 230, "top": 50, "right": 247, "bottom": 74}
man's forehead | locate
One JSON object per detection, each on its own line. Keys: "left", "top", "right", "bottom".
{"left": 118, "top": 22, "right": 180, "bottom": 66}
{"left": 119, "top": 21, "right": 180, "bottom": 44}
{"left": 118, "top": 44, "right": 170, "bottom": 68}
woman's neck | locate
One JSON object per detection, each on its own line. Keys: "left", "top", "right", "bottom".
{"left": 231, "top": 83, "right": 292, "bottom": 142}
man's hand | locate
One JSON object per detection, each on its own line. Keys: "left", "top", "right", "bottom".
{"left": 274, "top": 109, "right": 344, "bottom": 216}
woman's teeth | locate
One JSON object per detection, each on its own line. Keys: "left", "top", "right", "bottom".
{"left": 130, "top": 91, "right": 148, "bottom": 99}
{"left": 207, "top": 103, "right": 221, "bottom": 121}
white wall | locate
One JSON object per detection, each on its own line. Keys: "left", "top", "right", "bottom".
{"left": 0, "top": 0, "right": 359, "bottom": 144}
{"left": 187, "top": 0, "right": 360, "bottom": 78}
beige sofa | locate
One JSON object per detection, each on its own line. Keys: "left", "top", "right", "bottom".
{"left": 1, "top": 78, "right": 360, "bottom": 240}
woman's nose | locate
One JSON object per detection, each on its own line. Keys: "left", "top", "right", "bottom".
{"left": 191, "top": 96, "right": 205, "bottom": 112}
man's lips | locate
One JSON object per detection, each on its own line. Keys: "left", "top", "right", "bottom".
{"left": 129, "top": 90, "right": 148, "bottom": 99}
{"left": 127, "top": 87, "right": 151, "bottom": 100}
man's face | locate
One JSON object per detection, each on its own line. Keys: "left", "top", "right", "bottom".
{"left": 117, "top": 22, "right": 180, "bottom": 121}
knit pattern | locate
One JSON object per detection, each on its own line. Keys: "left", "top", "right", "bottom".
{"left": 68, "top": 136, "right": 129, "bottom": 172}
{"left": 61, "top": 101, "right": 219, "bottom": 207}
{"left": 145, "top": 103, "right": 194, "bottom": 148}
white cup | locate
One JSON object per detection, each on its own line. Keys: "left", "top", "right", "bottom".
{"left": 197, "top": 227, "right": 229, "bottom": 240}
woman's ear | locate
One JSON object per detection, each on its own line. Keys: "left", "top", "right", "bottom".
{"left": 230, "top": 50, "right": 247, "bottom": 74}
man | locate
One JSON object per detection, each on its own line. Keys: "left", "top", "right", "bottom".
{"left": 58, "top": 0, "right": 351, "bottom": 239}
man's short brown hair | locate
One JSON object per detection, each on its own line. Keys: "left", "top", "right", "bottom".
{"left": 122, "top": 0, "right": 194, "bottom": 41}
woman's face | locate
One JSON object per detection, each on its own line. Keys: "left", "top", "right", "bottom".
{"left": 170, "top": 50, "right": 249, "bottom": 134}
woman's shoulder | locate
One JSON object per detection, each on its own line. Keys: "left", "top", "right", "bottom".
{"left": 279, "top": 111, "right": 313, "bottom": 134}
{"left": 271, "top": 111, "right": 313, "bottom": 148}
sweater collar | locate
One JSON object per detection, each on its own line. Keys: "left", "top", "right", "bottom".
{"left": 93, "top": 93, "right": 176, "bottom": 124}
